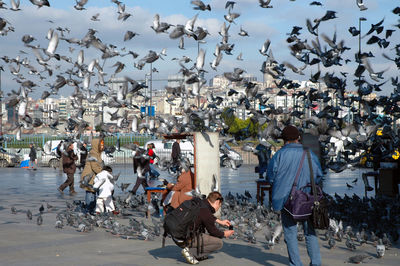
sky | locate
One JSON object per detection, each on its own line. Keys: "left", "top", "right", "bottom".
{"left": 0, "top": 0, "right": 399, "bottom": 99}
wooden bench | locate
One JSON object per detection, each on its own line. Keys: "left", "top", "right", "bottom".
{"left": 256, "top": 179, "right": 272, "bottom": 206}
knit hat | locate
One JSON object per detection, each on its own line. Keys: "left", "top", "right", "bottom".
{"left": 281, "top": 125, "right": 300, "bottom": 141}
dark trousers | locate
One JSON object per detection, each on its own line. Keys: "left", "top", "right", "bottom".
{"left": 188, "top": 234, "right": 223, "bottom": 259}
{"left": 85, "top": 191, "right": 96, "bottom": 214}
{"left": 131, "top": 177, "right": 148, "bottom": 194}
{"left": 59, "top": 173, "right": 75, "bottom": 192}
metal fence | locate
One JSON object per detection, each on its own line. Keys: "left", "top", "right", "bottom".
{"left": 1, "top": 133, "right": 157, "bottom": 149}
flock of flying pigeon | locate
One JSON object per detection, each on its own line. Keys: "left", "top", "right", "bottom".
{"left": 0, "top": 1, "right": 400, "bottom": 170}
{"left": 1, "top": 0, "right": 400, "bottom": 174}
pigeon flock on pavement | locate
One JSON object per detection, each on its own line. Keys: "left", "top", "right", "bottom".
{"left": 8, "top": 187, "right": 399, "bottom": 263}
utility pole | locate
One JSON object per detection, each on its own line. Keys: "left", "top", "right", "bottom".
{"left": 0, "top": 66, "right": 3, "bottom": 137}
{"left": 357, "top": 17, "right": 366, "bottom": 125}
{"left": 150, "top": 62, "right": 153, "bottom": 117}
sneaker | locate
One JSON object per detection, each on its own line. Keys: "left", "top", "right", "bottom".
{"left": 57, "top": 188, "right": 64, "bottom": 194}
{"left": 112, "top": 210, "right": 119, "bottom": 215}
{"left": 181, "top": 247, "right": 199, "bottom": 265}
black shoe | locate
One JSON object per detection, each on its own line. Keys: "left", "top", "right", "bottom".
{"left": 196, "top": 255, "right": 209, "bottom": 261}
{"left": 366, "top": 186, "right": 374, "bottom": 191}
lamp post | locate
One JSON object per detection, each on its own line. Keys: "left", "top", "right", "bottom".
{"left": 0, "top": 66, "right": 3, "bottom": 136}
{"left": 357, "top": 17, "right": 366, "bottom": 123}
{"left": 358, "top": 17, "right": 366, "bottom": 86}
{"left": 197, "top": 40, "right": 206, "bottom": 108}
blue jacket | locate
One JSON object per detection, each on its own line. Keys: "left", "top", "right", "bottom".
{"left": 267, "top": 143, "right": 323, "bottom": 211}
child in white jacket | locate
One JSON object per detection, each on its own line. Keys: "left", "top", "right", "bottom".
{"left": 93, "top": 165, "right": 116, "bottom": 214}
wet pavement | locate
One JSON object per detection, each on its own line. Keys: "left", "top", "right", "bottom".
{"left": 0, "top": 165, "right": 399, "bottom": 266}
{"left": 0, "top": 164, "right": 376, "bottom": 204}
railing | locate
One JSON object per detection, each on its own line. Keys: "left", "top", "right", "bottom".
{"left": 1, "top": 133, "right": 157, "bottom": 149}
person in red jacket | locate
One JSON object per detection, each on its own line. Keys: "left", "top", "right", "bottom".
{"left": 147, "top": 143, "right": 160, "bottom": 178}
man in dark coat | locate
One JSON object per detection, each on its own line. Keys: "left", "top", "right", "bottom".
{"left": 28, "top": 143, "right": 37, "bottom": 169}
{"left": 171, "top": 139, "right": 181, "bottom": 173}
{"left": 79, "top": 142, "right": 88, "bottom": 172}
{"left": 58, "top": 142, "right": 78, "bottom": 195}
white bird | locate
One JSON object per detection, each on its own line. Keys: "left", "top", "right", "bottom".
{"left": 259, "top": 39, "right": 271, "bottom": 56}
{"left": 356, "top": 0, "right": 367, "bottom": 11}
{"left": 77, "top": 50, "right": 84, "bottom": 66}
{"left": 196, "top": 48, "right": 205, "bottom": 70}
{"left": 10, "top": 0, "right": 21, "bottom": 11}
{"left": 74, "top": 0, "right": 88, "bottom": 10}
{"left": 210, "top": 52, "right": 223, "bottom": 70}
{"left": 131, "top": 115, "right": 138, "bottom": 132}
{"left": 178, "top": 37, "right": 185, "bottom": 49}
{"left": 184, "top": 13, "right": 198, "bottom": 36}
{"left": 46, "top": 31, "right": 59, "bottom": 56}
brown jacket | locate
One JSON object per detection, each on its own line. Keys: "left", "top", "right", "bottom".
{"left": 170, "top": 170, "right": 194, "bottom": 209}
{"left": 80, "top": 138, "right": 103, "bottom": 192}
{"left": 62, "top": 149, "right": 78, "bottom": 174}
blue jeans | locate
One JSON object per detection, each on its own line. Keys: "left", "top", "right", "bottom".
{"left": 85, "top": 191, "right": 96, "bottom": 214}
{"left": 149, "top": 164, "right": 160, "bottom": 178}
{"left": 281, "top": 210, "right": 321, "bottom": 266}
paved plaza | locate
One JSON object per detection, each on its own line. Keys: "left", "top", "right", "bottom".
{"left": 0, "top": 166, "right": 399, "bottom": 266}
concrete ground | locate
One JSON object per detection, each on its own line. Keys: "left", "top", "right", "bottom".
{"left": 0, "top": 167, "right": 398, "bottom": 265}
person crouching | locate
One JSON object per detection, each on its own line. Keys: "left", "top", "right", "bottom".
{"left": 93, "top": 165, "right": 118, "bottom": 214}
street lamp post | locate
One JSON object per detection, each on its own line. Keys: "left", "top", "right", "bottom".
{"left": 150, "top": 62, "right": 153, "bottom": 117}
{"left": 357, "top": 17, "right": 366, "bottom": 124}
{"left": 358, "top": 17, "right": 366, "bottom": 87}
{"left": 0, "top": 66, "right": 3, "bottom": 136}
{"left": 197, "top": 40, "right": 206, "bottom": 108}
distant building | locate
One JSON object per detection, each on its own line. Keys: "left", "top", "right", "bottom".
{"left": 6, "top": 103, "right": 17, "bottom": 125}
{"left": 210, "top": 75, "right": 230, "bottom": 88}
{"left": 167, "top": 74, "right": 185, "bottom": 88}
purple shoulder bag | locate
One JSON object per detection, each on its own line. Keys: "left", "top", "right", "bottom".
{"left": 283, "top": 148, "right": 323, "bottom": 221}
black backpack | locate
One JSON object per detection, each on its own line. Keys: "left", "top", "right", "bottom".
{"left": 56, "top": 142, "right": 63, "bottom": 158}
{"left": 162, "top": 197, "right": 203, "bottom": 248}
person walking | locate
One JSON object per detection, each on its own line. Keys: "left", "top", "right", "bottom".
{"left": 130, "top": 150, "right": 150, "bottom": 195}
{"left": 171, "top": 139, "right": 181, "bottom": 173}
{"left": 28, "top": 143, "right": 37, "bottom": 169}
{"left": 147, "top": 143, "right": 160, "bottom": 178}
{"left": 267, "top": 125, "right": 323, "bottom": 266}
{"left": 58, "top": 142, "right": 78, "bottom": 195}
{"left": 80, "top": 138, "right": 104, "bottom": 214}
{"left": 79, "top": 142, "right": 88, "bottom": 172}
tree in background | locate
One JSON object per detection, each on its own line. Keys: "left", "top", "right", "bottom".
{"left": 221, "top": 108, "right": 268, "bottom": 140}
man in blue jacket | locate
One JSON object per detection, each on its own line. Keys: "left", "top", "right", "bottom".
{"left": 267, "top": 125, "right": 323, "bottom": 266}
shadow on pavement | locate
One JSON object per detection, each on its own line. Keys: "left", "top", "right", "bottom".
{"left": 148, "top": 244, "right": 182, "bottom": 261}
{"left": 222, "top": 242, "right": 288, "bottom": 265}
{"left": 148, "top": 241, "right": 288, "bottom": 265}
